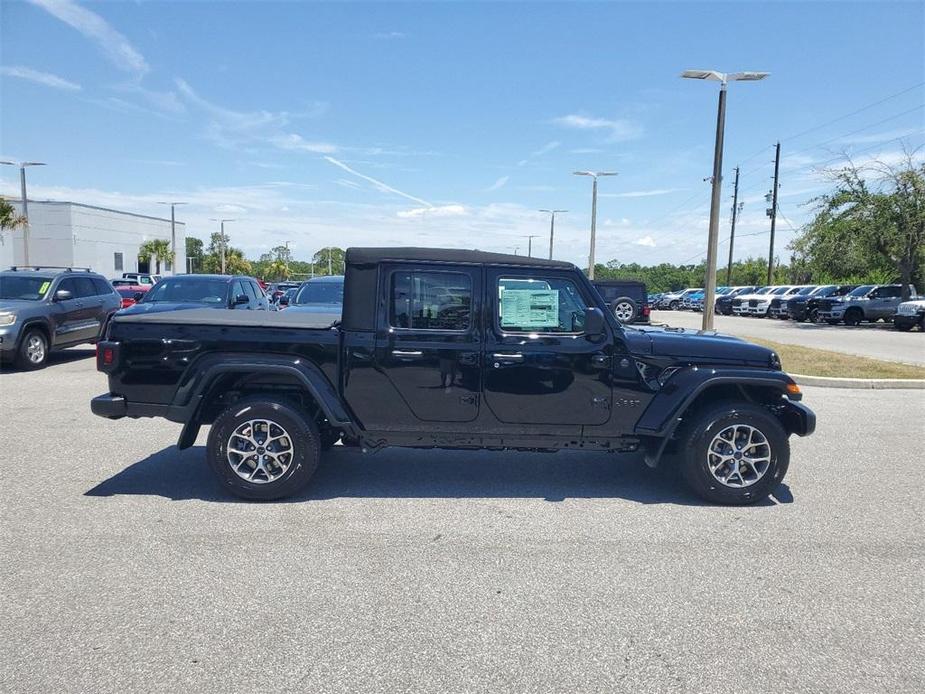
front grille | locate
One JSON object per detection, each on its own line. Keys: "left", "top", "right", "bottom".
{"left": 818, "top": 299, "right": 834, "bottom": 311}
{"left": 732, "top": 298, "right": 743, "bottom": 307}
{"left": 770, "top": 299, "right": 782, "bottom": 308}
{"left": 749, "top": 299, "right": 758, "bottom": 307}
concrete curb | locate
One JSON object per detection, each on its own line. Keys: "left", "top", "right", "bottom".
{"left": 791, "top": 373, "right": 925, "bottom": 389}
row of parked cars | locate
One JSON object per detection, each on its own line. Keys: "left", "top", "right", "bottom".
{"left": 0, "top": 265, "right": 345, "bottom": 369}
{"left": 652, "top": 283, "right": 924, "bottom": 331}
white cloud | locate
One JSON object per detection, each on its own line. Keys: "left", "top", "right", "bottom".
{"left": 271, "top": 134, "right": 338, "bottom": 154}
{"left": 487, "top": 175, "right": 509, "bottom": 191}
{"left": 635, "top": 235, "right": 657, "bottom": 247}
{"left": 531, "top": 141, "right": 561, "bottom": 157}
{"left": 552, "top": 114, "right": 643, "bottom": 142}
{"left": 373, "top": 31, "right": 406, "bottom": 40}
{"left": 324, "top": 156, "right": 432, "bottom": 207}
{"left": 397, "top": 205, "right": 466, "bottom": 219}
{"left": 28, "top": 0, "right": 149, "bottom": 77}
{"left": 0, "top": 65, "right": 81, "bottom": 91}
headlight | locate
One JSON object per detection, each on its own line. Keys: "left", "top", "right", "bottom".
{"left": 0, "top": 313, "right": 16, "bottom": 326}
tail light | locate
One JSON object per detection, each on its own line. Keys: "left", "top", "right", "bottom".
{"left": 121, "top": 298, "right": 133, "bottom": 308}
{"left": 642, "top": 305, "right": 651, "bottom": 317}
{"left": 96, "top": 341, "right": 120, "bottom": 372}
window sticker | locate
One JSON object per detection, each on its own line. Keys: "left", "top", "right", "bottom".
{"left": 38, "top": 281, "right": 51, "bottom": 295}
{"left": 500, "top": 289, "right": 559, "bottom": 328}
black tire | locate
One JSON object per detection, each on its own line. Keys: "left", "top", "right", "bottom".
{"left": 894, "top": 321, "right": 913, "bottom": 332}
{"left": 610, "top": 296, "right": 638, "bottom": 323}
{"left": 16, "top": 328, "right": 49, "bottom": 370}
{"left": 669, "top": 300, "right": 680, "bottom": 310}
{"left": 206, "top": 396, "right": 320, "bottom": 500}
{"left": 808, "top": 308, "right": 820, "bottom": 323}
{"left": 677, "top": 401, "right": 790, "bottom": 505}
{"left": 825, "top": 319, "right": 840, "bottom": 326}
{"left": 843, "top": 308, "right": 863, "bottom": 326}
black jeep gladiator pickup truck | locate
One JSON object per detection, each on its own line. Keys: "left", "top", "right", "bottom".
{"left": 91, "top": 248, "right": 814, "bottom": 504}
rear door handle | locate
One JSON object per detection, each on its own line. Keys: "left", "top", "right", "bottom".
{"left": 391, "top": 349, "right": 423, "bottom": 358}
{"left": 492, "top": 352, "right": 524, "bottom": 362}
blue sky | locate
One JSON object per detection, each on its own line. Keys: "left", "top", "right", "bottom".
{"left": 1, "top": 0, "right": 923, "bottom": 266}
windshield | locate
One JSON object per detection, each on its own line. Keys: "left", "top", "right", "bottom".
{"left": 796, "top": 286, "right": 816, "bottom": 295}
{"left": 772, "top": 287, "right": 792, "bottom": 295}
{"left": 753, "top": 287, "right": 772, "bottom": 295}
{"left": 811, "top": 285, "right": 836, "bottom": 296}
{"left": 0, "top": 276, "right": 54, "bottom": 301}
{"left": 848, "top": 285, "right": 875, "bottom": 297}
{"left": 294, "top": 281, "right": 344, "bottom": 305}
{"left": 141, "top": 278, "right": 229, "bottom": 304}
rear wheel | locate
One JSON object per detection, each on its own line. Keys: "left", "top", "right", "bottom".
{"left": 207, "top": 396, "right": 320, "bottom": 500}
{"left": 843, "top": 308, "right": 863, "bottom": 326}
{"left": 669, "top": 300, "right": 679, "bottom": 310}
{"left": 808, "top": 308, "right": 820, "bottom": 323}
{"left": 677, "top": 402, "right": 789, "bottom": 505}
{"left": 610, "top": 297, "right": 638, "bottom": 323}
{"left": 16, "top": 329, "right": 48, "bottom": 370}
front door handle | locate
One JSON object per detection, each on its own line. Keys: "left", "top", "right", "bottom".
{"left": 391, "top": 349, "right": 423, "bottom": 358}
{"left": 492, "top": 352, "right": 524, "bottom": 361}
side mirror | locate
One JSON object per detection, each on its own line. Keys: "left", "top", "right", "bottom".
{"left": 54, "top": 289, "right": 72, "bottom": 302}
{"left": 133, "top": 292, "right": 144, "bottom": 302}
{"left": 584, "top": 307, "right": 605, "bottom": 336}
{"left": 234, "top": 293, "right": 249, "bottom": 306}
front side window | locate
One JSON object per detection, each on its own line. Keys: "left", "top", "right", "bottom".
{"left": 497, "top": 276, "right": 588, "bottom": 333}
{"left": 391, "top": 271, "right": 471, "bottom": 331}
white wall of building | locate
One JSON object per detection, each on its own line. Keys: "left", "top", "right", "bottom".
{"left": 1, "top": 201, "right": 186, "bottom": 277}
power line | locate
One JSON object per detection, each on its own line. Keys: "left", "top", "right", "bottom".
{"left": 787, "top": 103, "right": 923, "bottom": 159}
{"left": 780, "top": 81, "right": 925, "bottom": 143}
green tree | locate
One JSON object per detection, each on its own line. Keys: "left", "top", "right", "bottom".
{"left": 0, "top": 197, "right": 26, "bottom": 231}
{"left": 186, "top": 236, "right": 204, "bottom": 272}
{"left": 790, "top": 151, "right": 925, "bottom": 298}
{"left": 138, "top": 239, "right": 174, "bottom": 274}
{"left": 312, "top": 247, "right": 345, "bottom": 276}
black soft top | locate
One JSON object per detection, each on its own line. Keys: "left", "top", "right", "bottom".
{"left": 345, "top": 247, "right": 573, "bottom": 269}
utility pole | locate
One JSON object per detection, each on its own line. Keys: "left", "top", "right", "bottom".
{"left": 766, "top": 141, "right": 781, "bottom": 285}
{"left": 209, "top": 218, "right": 235, "bottom": 274}
{"left": 725, "top": 167, "right": 741, "bottom": 285}
{"left": 539, "top": 209, "right": 567, "bottom": 259}
{"left": 157, "top": 202, "right": 186, "bottom": 274}
{"left": 573, "top": 171, "right": 617, "bottom": 279}
{"left": 525, "top": 235, "right": 539, "bottom": 257}
{"left": 328, "top": 248, "right": 333, "bottom": 275}
{"left": 1, "top": 160, "right": 46, "bottom": 266}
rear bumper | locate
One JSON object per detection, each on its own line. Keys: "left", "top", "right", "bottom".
{"left": 91, "top": 393, "right": 172, "bottom": 420}
{"left": 894, "top": 314, "right": 923, "bottom": 329}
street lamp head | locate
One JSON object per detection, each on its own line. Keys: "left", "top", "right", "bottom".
{"left": 727, "top": 71, "right": 770, "bottom": 82}
{"left": 573, "top": 171, "right": 617, "bottom": 178}
{"left": 573, "top": 171, "right": 594, "bottom": 177}
{"left": 21, "top": 162, "right": 46, "bottom": 167}
{"left": 681, "top": 69, "right": 769, "bottom": 85}
{"left": 0, "top": 160, "right": 45, "bottom": 167}
{"left": 157, "top": 201, "right": 188, "bottom": 206}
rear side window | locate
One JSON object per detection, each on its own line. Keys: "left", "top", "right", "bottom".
{"left": 878, "top": 286, "right": 901, "bottom": 298}
{"left": 498, "top": 276, "right": 588, "bottom": 333}
{"left": 74, "top": 277, "right": 97, "bottom": 298}
{"left": 92, "top": 278, "right": 114, "bottom": 295}
{"left": 391, "top": 271, "right": 471, "bottom": 331}
{"left": 243, "top": 281, "right": 259, "bottom": 302}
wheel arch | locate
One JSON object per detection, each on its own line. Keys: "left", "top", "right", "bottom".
{"left": 17, "top": 318, "right": 52, "bottom": 350}
{"left": 171, "top": 355, "right": 357, "bottom": 449}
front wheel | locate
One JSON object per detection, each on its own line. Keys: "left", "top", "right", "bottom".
{"left": 16, "top": 329, "right": 49, "bottom": 370}
{"left": 207, "top": 396, "right": 320, "bottom": 500}
{"left": 669, "top": 300, "right": 679, "bottom": 310}
{"left": 843, "top": 308, "right": 863, "bottom": 326}
{"left": 677, "top": 402, "right": 790, "bottom": 505}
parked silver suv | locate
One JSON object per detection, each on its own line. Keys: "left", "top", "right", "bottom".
{"left": 0, "top": 266, "right": 121, "bottom": 369}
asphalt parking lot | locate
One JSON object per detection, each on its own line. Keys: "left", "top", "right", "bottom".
{"left": 653, "top": 310, "right": 925, "bottom": 365}
{"left": 2, "top": 352, "right": 923, "bottom": 693}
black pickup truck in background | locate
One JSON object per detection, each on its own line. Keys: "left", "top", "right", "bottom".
{"left": 91, "top": 247, "right": 815, "bottom": 505}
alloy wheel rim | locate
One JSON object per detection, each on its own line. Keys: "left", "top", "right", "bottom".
{"left": 26, "top": 335, "right": 45, "bottom": 363}
{"left": 614, "top": 302, "right": 634, "bottom": 322}
{"left": 706, "top": 424, "right": 772, "bottom": 488}
{"left": 226, "top": 418, "right": 294, "bottom": 484}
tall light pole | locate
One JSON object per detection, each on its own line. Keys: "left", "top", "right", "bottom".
{"left": 681, "top": 69, "right": 769, "bottom": 330}
{"left": 1, "top": 160, "right": 46, "bottom": 266}
{"left": 573, "top": 171, "right": 616, "bottom": 279}
{"left": 539, "top": 209, "right": 567, "bottom": 260}
{"left": 209, "top": 218, "right": 235, "bottom": 274}
{"left": 157, "top": 201, "right": 186, "bottom": 274}
{"left": 524, "top": 235, "right": 540, "bottom": 258}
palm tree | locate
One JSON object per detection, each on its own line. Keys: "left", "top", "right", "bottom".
{"left": 138, "top": 239, "right": 174, "bottom": 274}
{"left": 266, "top": 259, "right": 290, "bottom": 280}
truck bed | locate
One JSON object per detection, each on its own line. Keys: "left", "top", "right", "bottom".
{"left": 112, "top": 307, "right": 340, "bottom": 330}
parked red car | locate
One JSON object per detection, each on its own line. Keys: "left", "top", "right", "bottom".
{"left": 115, "top": 285, "right": 149, "bottom": 308}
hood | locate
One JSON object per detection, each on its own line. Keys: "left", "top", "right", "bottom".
{"left": 627, "top": 325, "right": 776, "bottom": 367}
{"left": 118, "top": 302, "right": 225, "bottom": 315}
{"left": 0, "top": 299, "right": 43, "bottom": 313}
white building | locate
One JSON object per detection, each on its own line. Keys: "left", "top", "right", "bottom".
{"left": 0, "top": 200, "right": 186, "bottom": 277}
